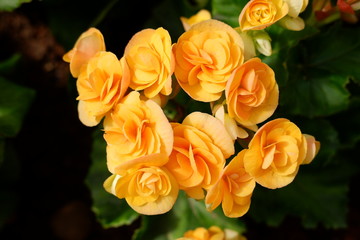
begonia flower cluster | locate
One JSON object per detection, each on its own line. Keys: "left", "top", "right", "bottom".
{"left": 63, "top": 0, "right": 320, "bottom": 218}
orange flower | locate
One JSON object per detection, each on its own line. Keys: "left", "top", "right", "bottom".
{"left": 173, "top": 19, "right": 244, "bottom": 102}
{"left": 63, "top": 28, "right": 105, "bottom": 78}
{"left": 124, "top": 27, "right": 175, "bottom": 98}
{"left": 225, "top": 58, "right": 279, "bottom": 127}
{"left": 177, "top": 226, "right": 246, "bottom": 240}
{"left": 76, "top": 52, "right": 130, "bottom": 126}
{"left": 239, "top": 0, "right": 289, "bottom": 31}
{"left": 244, "top": 118, "right": 308, "bottom": 189}
{"left": 104, "top": 153, "right": 179, "bottom": 215}
{"left": 178, "top": 226, "right": 224, "bottom": 240}
{"left": 205, "top": 149, "right": 256, "bottom": 218}
{"left": 166, "top": 112, "right": 235, "bottom": 199}
{"left": 103, "top": 91, "right": 173, "bottom": 173}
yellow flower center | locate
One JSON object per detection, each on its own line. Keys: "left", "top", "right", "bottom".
{"left": 135, "top": 167, "right": 170, "bottom": 197}
{"left": 260, "top": 129, "right": 299, "bottom": 170}
{"left": 236, "top": 69, "right": 266, "bottom": 109}
{"left": 247, "top": 1, "right": 276, "bottom": 25}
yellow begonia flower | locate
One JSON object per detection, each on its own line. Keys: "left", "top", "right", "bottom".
{"left": 244, "top": 118, "right": 315, "bottom": 189}
{"left": 178, "top": 226, "right": 224, "bottom": 240}
{"left": 205, "top": 149, "right": 256, "bottom": 218}
{"left": 76, "top": 52, "right": 130, "bottom": 127}
{"left": 124, "top": 27, "right": 175, "bottom": 99}
{"left": 239, "top": 0, "right": 289, "bottom": 31}
{"left": 173, "top": 19, "right": 244, "bottom": 102}
{"left": 104, "top": 153, "right": 179, "bottom": 215}
{"left": 166, "top": 112, "right": 235, "bottom": 199}
{"left": 177, "top": 226, "right": 246, "bottom": 240}
{"left": 103, "top": 91, "right": 173, "bottom": 173}
{"left": 63, "top": 27, "right": 106, "bottom": 78}
{"left": 225, "top": 58, "right": 279, "bottom": 127}
{"left": 180, "top": 9, "right": 212, "bottom": 31}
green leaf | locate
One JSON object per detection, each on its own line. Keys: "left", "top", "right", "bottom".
{"left": 85, "top": 128, "right": 139, "bottom": 228}
{"left": 133, "top": 191, "right": 246, "bottom": 240}
{"left": 265, "top": 24, "right": 319, "bottom": 54}
{"left": 329, "top": 96, "right": 360, "bottom": 149}
{"left": 0, "top": 54, "right": 21, "bottom": 75}
{"left": 280, "top": 68, "right": 350, "bottom": 117}
{"left": 0, "top": 77, "right": 35, "bottom": 138}
{"left": 0, "top": 0, "right": 31, "bottom": 11}
{"left": 248, "top": 162, "right": 354, "bottom": 229}
{"left": 306, "top": 23, "right": 360, "bottom": 81}
{"left": 262, "top": 22, "right": 360, "bottom": 118}
{"left": 211, "top": 0, "right": 246, "bottom": 27}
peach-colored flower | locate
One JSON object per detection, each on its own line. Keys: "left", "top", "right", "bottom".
{"left": 177, "top": 226, "right": 246, "bottom": 240}
{"left": 205, "top": 149, "right": 256, "bottom": 218}
{"left": 166, "top": 112, "right": 235, "bottom": 199}
{"left": 76, "top": 52, "right": 130, "bottom": 126}
{"left": 239, "top": 0, "right": 289, "bottom": 31}
{"left": 104, "top": 153, "right": 179, "bottom": 215}
{"left": 244, "top": 118, "right": 308, "bottom": 189}
{"left": 63, "top": 28, "right": 105, "bottom": 78}
{"left": 103, "top": 91, "right": 173, "bottom": 173}
{"left": 180, "top": 9, "right": 212, "bottom": 31}
{"left": 124, "top": 27, "right": 175, "bottom": 98}
{"left": 173, "top": 19, "right": 244, "bottom": 102}
{"left": 225, "top": 58, "right": 279, "bottom": 127}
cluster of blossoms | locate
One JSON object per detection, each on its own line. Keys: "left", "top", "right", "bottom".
{"left": 177, "top": 226, "right": 246, "bottom": 240}
{"left": 63, "top": 0, "right": 320, "bottom": 218}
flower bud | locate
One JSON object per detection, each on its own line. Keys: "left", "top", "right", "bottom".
{"left": 251, "top": 30, "right": 272, "bottom": 56}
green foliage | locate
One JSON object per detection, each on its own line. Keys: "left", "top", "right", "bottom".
{"left": 0, "top": 52, "right": 34, "bottom": 232}
{"left": 0, "top": 0, "right": 31, "bottom": 11}
{"left": 85, "top": 128, "right": 139, "bottom": 228}
{"left": 211, "top": 0, "right": 246, "bottom": 27}
{"left": 133, "top": 192, "right": 246, "bottom": 240}
{"left": 277, "top": 23, "right": 360, "bottom": 117}
{"left": 0, "top": 55, "right": 35, "bottom": 138}
{"left": 0, "top": 77, "right": 35, "bottom": 138}
{"left": 331, "top": 97, "right": 360, "bottom": 149}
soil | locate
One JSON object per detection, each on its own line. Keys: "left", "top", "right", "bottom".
{"left": 0, "top": 3, "right": 359, "bottom": 240}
